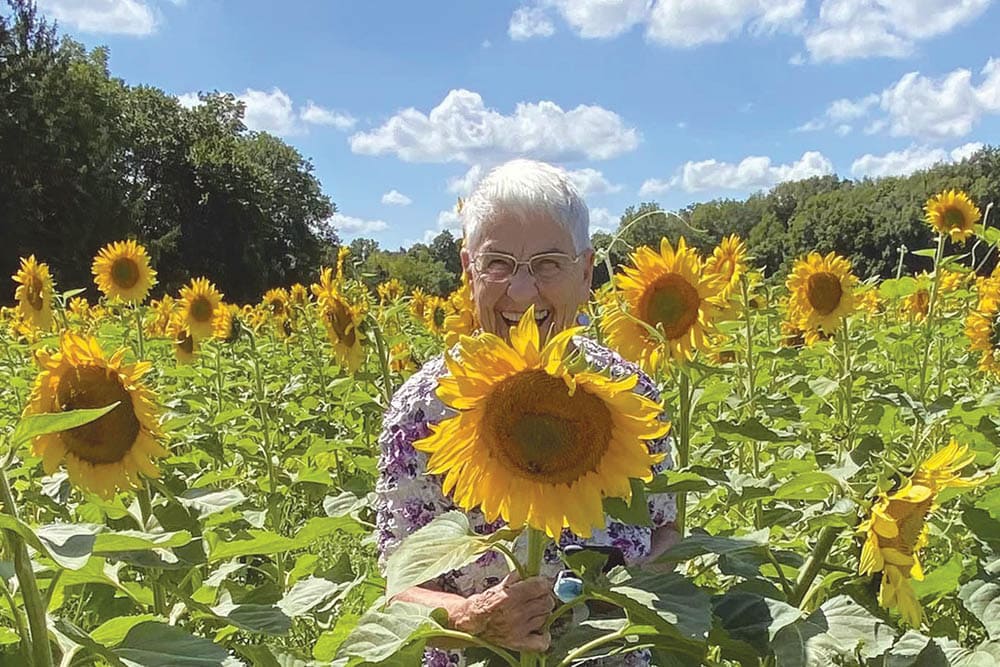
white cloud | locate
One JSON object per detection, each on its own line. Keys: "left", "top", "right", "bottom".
{"left": 565, "top": 168, "right": 623, "bottom": 196}
{"left": 416, "top": 208, "right": 464, "bottom": 245}
{"left": 175, "top": 92, "right": 201, "bottom": 109}
{"left": 543, "top": 0, "right": 650, "bottom": 39}
{"left": 330, "top": 213, "right": 388, "bottom": 236}
{"left": 37, "top": 0, "right": 157, "bottom": 35}
{"left": 805, "top": 0, "right": 991, "bottom": 62}
{"left": 589, "top": 207, "right": 618, "bottom": 234}
{"left": 851, "top": 142, "right": 984, "bottom": 178}
{"left": 381, "top": 190, "right": 412, "bottom": 206}
{"left": 300, "top": 102, "right": 356, "bottom": 130}
{"left": 447, "top": 165, "right": 487, "bottom": 195}
{"left": 645, "top": 151, "right": 834, "bottom": 193}
{"left": 796, "top": 93, "right": 878, "bottom": 133}
{"left": 349, "top": 89, "right": 640, "bottom": 164}
{"left": 508, "top": 6, "right": 555, "bottom": 40}
{"left": 646, "top": 0, "right": 805, "bottom": 48}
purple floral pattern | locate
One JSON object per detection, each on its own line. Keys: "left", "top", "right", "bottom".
{"left": 375, "top": 336, "right": 676, "bottom": 666}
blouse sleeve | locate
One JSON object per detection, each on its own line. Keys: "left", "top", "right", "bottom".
{"left": 374, "top": 357, "right": 456, "bottom": 574}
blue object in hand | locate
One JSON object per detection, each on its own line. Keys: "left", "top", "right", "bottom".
{"left": 553, "top": 570, "right": 584, "bottom": 603}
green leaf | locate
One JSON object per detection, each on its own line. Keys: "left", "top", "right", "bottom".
{"left": 385, "top": 511, "right": 518, "bottom": 599}
{"left": 772, "top": 595, "right": 896, "bottom": 667}
{"left": 960, "top": 577, "right": 1000, "bottom": 639}
{"left": 278, "top": 576, "right": 349, "bottom": 617}
{"left": 90, "top": 615, "right": 158, "bottom": 647}
{"left": 657, "top": 529, "right": 770, "bottom": 563}
{"left": 604, "top": 478, "right": 651, "bottom": 527}
{"left": 975, "top": 487, "right": 1000, "bottom": 520}
{"left": 0, "top": 627, "right": 21, "bottom": 645}
{"left": 206, "top": 529, "right": 299, "bottom": 563}
{"left": 178, "top": 488, "right": 247, "bottom": 519}
{"left": 774, "top": 472, "right": 840, "bottom": 501}
{"left": 113, "top": 621, "right": 233, "bottom": 666}
{"left": 712, "top": 591, "right": 803, "bottom": 656}
{"left": 912, "top": 553, "right": 964, "bottom": 602}
{"left": 713, "top": 418, "right": 793, "bottom": 442}
{"left": 11, "top": 402, "right": 120, "bottom": 447}
{"left": 878, "top": 277, "right": 918, "bottom": 299}
{"left": 33, "top": 522, "right": 100, "bottom": 570}
{"left": 646, "top": 469, "right": 716, "bottom": 494}
{"left": 336, "top": 602, "right": 447, "bottom": 663}
{"left": 313, "top": 613, "right": 361, "bottom": 661}
{"left": 883, "top": 630, "right": 949, "bottom": 667}
{"left": 93, "top": 529, "right": 193, "bottom": 554}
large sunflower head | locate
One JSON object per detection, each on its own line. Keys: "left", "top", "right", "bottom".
{"left": 705, "top": 234, "right": 748, "bottom": 299}
{"left": 858, "top": 440, "right": 985, "bottom": 626}
{"left": 415, "top": 307, "right": 668, "bottom": 539}
{"left": 179, "top": 277, "right": 223, "bottom": 340}
{"left": 26, "top": 332, "right": 168, "bottom": 499}
{"left": 786, "top": 251, "right": 857, "bottom": 334}
{"left": 12, "top": 255, "right": 55, "bottom": 333}
{"left": 924, "top": 189, "right": 980, "bottom": 243}
{"left": 91, "top": 240, "right": 156, "bottom": 304}
{"left": 263, "top": 288, "right": 290, "bottom": 319}
{"left": 601, "top": 237, "right": 724, "bottom": 373}
{"left": 319, "top": 291, "right": 365, "bottom": 372}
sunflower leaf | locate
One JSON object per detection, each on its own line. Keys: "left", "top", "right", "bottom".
{"left": 771, "top": 595, "right": 896, "bottom": 667}
{"left": 10, "top": 402, "right": 121, "bottom": 448}
{"left": 385, "top": 511, "right": 518, "bottom": 599}
{"left": 335, "top": 601, "right": 448, "bottom": 663}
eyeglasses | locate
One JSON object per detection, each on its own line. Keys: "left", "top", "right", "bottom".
{"left": 473, "top": 250, "right": 580, "bottom": 283}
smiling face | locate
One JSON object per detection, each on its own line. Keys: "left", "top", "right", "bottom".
{"left": 461, "top": 210, "right": 594, "bottom": 343}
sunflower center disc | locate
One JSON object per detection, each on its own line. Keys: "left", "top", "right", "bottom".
{"left": 326, "top": 299, "right": 356, "bottom": 346}
{"left": 27, "top": 283, "right": 44, "bottom": 311}
{"left": 177, "top": 331, "right": 194, "bottom": 354}
{"left": 111, "top": 258, "right": 140, "bottom": 289}
{"left": 56, "top": 366, "right": 141, "bottom": 464}
{"left": 643, "top": 273, "right": 700, "bottom": 340}
{"left": 942, "top": 207, "right": 965, "bottom": 229}
{"left": 433, "top": 306, "right": 446, "bottom": 328}
{"left": 483, "top": 370, "right": 612, "bottom": 484}
{"left": 806, "top": 272, "right": 843, "bottom": 315}
{"left": 190, "top": 297, "right": 213, "bottom": 323}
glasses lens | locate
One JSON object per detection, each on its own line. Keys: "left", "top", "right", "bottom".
{"left": 530, "top": 254, "right": 571, "bottom": 280}
{"left": 478, "top": 253, "right": 516, "bottom": 281}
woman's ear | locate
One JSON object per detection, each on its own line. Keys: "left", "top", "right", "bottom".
{"left": 581, "top": 249, "right": 595, "bottom": 290}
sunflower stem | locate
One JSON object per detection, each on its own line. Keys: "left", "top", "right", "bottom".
{"left": 789, "top": 525, "right": 842, "bottom": 608}
{"left": 555, "top": 626, "right": 629, "bottom": 667}
{"left": 0, "top": 465, "right": 53, "bottom": 667}
{"left": 674, "top": 367, "right": 693, "bottom": 537}
{"left": 519, "top": 528, "right": 548, "bottom": 667}
{"left": 132, "top": 304, "right": 145, "bottom": 360}
{"left": 740, "top": 276, "right": 764, "bottom": 528}
{"left": 368, "top": 316, "right": 395, "bottom": 407}
{"left": 0, "top": 575, "right": 31, "bottom": 662}
{"left": 917, "top": 234, "right": 946, "bottom": 402}
{"left": 137, "top": 485, "right": 167, "bottom": 616}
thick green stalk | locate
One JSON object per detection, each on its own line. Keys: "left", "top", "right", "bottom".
{"left": 674, "top": 368, "right": 693, "bottom": 537}
{"left": 917, "top": 234, "right": 946, "bottom": 401}
{"left": 519, "top": 528, "right": 547, "bottom": 667}
{"left": 789, "top": 525, "right": 842, "bottom": 608}
{"left": 0, "top": 467, "right": 53, "bottom": 667}
{"left": 368, "top": 317, "right": 395, "bottom": 407}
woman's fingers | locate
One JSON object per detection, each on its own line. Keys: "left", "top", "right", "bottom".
{"left": 506, "top": 630, "right": 551, "bottom": 653}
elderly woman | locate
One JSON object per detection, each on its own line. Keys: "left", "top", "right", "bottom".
{"left": 375, "top": 159, "right": 678, "bottom": 666}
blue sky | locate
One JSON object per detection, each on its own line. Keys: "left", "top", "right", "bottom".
{"left": 33, "top": 0, "right": 1000, "bottom": 249}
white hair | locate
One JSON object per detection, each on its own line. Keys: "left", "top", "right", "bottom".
{"left": 461, "top": 159, "right": 592, "bottom": 254}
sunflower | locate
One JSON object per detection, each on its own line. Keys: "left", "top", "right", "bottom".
{"left": 858, "top": 289, "right": 883, "bottom": 317}
{"left": 786, "top": 252, "right": 857, "bottom": 335}
{"left": 25, "top": 332, "right": 168, "bottom": 499}
{"left": 336, "top": 246, "right": 351, "bottom": 282}
{"left": 390, "top": 341, "right": 416, "bottom": 373}
{"left": 443, "top": 275, "right": 478, "bottom": 346}
{"left": 424, "top": 296, "right": 449, "bottom": 335}
{"left": 903, "top": 288, "right": 930, "bottom": 322}
{"left": 212, "top": 304, "right": 239, "bottom": 343}
{"left": 410, "top": 288, "right": 429, "bottom": 321}
{"left": 319, "top": 290, "right": 366, "bottom": 372}
{"left": 924, "top": 189, "right": 980, "bottom": 243}
{"left": 311, "top": 266, "right": 339, "bottom": 304}
{"left": 263, "top": 288, "right": 290, "bottom": 319}
{"left": 168, "top": 318, "right": 197, "bottom": 364}
{"left": 12, "top": 255, "right": 55, "bottom": 333}
{"left": 91, "top": 240, "right": 156, "bottom": 304}
{"left": 414, "top": 307, "right": 667, "bottom": 539}
{"left": 705, "top": 234, "right": 748, "bottom": 299}
{"left": 601, "top": 237, "right": 725, "bottom": 373}
{"left": 858, "top": 440, "right": 984, "bottom": 626}
{"left": 146, "top": 296, "right": 177, "bottom": 337}
{"left": 965, "top": 278, "right": 1000, "bottom": 375}
{"left": 289, "top": 283, "right": 309, "bottom": 307}
{"left": 68, "top": 297, "right": 92, "bottom": 322}
{"left": 377, "top": 278, "right": 404, "bottom": 305}
{"left": 178, "top": 278, "right": 223, "bottom": 340}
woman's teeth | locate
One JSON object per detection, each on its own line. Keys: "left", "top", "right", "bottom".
{"left": 501, "top": 310, "right": 549, "bottom": 325}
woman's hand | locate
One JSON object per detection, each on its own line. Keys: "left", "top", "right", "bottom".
{"left": 450, "top": 572, "right": 555, "bottom": 652}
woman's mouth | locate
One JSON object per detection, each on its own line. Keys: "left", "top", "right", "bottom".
{"left": 499, "top": 309, "right": 550, "bottom": 328}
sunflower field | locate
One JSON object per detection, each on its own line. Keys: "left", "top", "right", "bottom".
{"left": 1, "top": 189, "right": 1000, "bottom": 667}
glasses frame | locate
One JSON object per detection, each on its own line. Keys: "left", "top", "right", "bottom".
{"left": 472, "top": 250, "right": 581, "bottom": 283}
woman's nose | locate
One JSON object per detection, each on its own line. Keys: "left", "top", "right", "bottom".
{"left": 505, "top": 266, "right": 540, "bottom": 301}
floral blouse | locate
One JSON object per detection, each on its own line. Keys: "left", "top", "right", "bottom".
{"left": 375, "top": 336, "right": 676, "bottom": 666}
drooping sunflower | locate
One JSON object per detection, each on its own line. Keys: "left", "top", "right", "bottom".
{"left": 903, "top": 287, "right": 930, "bottom": 322}
{"left": 263, "top": 288, "right": 290, "bottom": 319}
{"left": 414, "top": 307, "right": 668, "bottom": 539}
{"left": 705, "top": 234, "right": 748, "bottom": 299}
{"left": 168, "top": 318, "right": 197, "bottom": 364}
{"left": 68, "top": 297, "right": 92, "bottom": 322}
{"left": 965, "top": 278, "right": 1000, "bottom": 376}
{"left": 25, "top": 332, "right": 168, "bottom": 499}
{"left": 12, "top": 255, "right": 55, "bottom": 333}
{"left": 601, "top": 237, "right": 725, "bottom": 373}
{"left": 178, "top": 278, "right": 224, "bottom": 340}
{"left": 91, "top": 240, "right": 157, "bottom": 304}
{"left": 858, "top": 440, "right": 985, "bottom": 626}
{"left": 318, "top": 290, "right": 366, "bottom": 372}
{"left": 924, "top": 189, "right": 980, "bottom": 243}
{"left": 786, "top": 251, "right": 857, "bottom": 335}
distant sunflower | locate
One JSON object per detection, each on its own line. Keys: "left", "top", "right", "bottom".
{"left": 410, "top": 288, "right": 429, "bottom": 321}
{"left": 965, "top": 278, "right": 1000, "bottom": 376}
{"left": 415, "top": 308, "right": 667, "bottom": 538}
{"left": 168, "top": 318, "right": 197, "bottom": 364}
{"left": 212, "top": 304, "right": 239, "bottom": 343}
{"left": 289, "top": 283, "right": 309, "bottom": 307}
{"left": 786, "top": 252, "right": 856, "bottom": 335}
{"left": 705, "top": 234, "right": 748, "bottom": 299}
{"left": 146, "top": 296, "right": 176, "bottom": 338}
{"left": 311, "top": 266, "right": 339, "bottom": 305}
{"left": 68, "top": 297, "right": 92, "bottom": 322}
{"left": 390, "top": 341, "right": 416, "bottom": 374}
{"left": 26, "top": 332, "right": 168, "bottom": 499}
{"left": 924, "top": 189, "right": 980, "bottom": 243}
{"left": 903, "top": 288, "right": 930, "bottom": 322}
{"left": 178, "top": 278, "right": 223, "bottom": 340}
{"left": 319, "top": 291, "right": 365, "bottom": 372}
{"left": 424, "top": 296, "right": 449, "bottom": 335}
{"left": 859, "top": 440, "right": 985, "bottom": 626}
{"left": 601, "top": 237, "right": 725, "bottom": 373}
{"left": 91, "top": 240, "right": 156, "bottom": 304}
{"left": 12, "top": 255, "right": 55, "bottom": 333}
{"left": 377, "top": 278, "right": 404, "bottom": 305}
{"left": 443, "top": 275, "right": 478, "bottom": 346}
{"left": 263, "top": 288, "right": 290, "bottom": 319}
